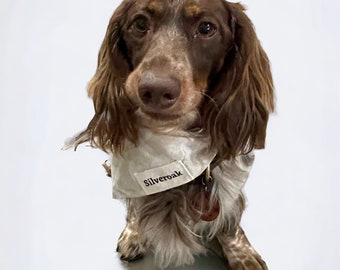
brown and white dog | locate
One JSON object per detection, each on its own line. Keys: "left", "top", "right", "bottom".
{"left": 68, "top": 0, "right": 274, "bottom": 269}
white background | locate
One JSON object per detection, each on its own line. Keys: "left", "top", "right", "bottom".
{"left": 0, "top": 0, "right": 339, "bottom": 269}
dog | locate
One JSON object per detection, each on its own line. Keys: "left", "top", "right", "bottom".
{"left": 68, "top": 0, "right": 274, "bottom": 269}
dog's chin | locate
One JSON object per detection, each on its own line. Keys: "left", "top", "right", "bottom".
{"left": 136, "top": 108, "right": 199, "bottom": 132}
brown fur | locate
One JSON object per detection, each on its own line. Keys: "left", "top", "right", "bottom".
{"left": 69, "top": 0, "right": 274, "bottom": 268}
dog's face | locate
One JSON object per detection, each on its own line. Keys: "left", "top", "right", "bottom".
{"left": 75, "top": 0, "right": 274, "bottom": 158}
{"left": 121, "top": 0, "right": 234, "bottom": 126}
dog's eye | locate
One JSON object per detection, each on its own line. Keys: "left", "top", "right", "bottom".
{"left": 197, "top": 22, "right": 217, "bottom": 37}
{"left": 131, "top": 16, "right": 150, "bottom": 33}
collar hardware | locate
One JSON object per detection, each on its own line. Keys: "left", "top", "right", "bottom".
{"left": 202, "top": 164, "right": 213, "bottom": 195}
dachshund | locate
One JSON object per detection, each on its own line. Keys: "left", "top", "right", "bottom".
{"left": 68, "top": 0, "right": 274, "bottom": 269}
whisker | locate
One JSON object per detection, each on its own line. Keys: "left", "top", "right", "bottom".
{"left": 194, "top": 89, "right": 219, "bottom": 110}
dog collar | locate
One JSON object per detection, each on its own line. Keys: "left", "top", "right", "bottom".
{"left": 110, "top": 129, "right": 217, "bottom": 198}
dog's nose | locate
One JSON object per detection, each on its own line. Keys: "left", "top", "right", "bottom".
{"left": 138, "top": 72, "right": 181, "bottom": 110}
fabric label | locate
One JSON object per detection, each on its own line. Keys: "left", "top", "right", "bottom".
{"left": 133, "top": 160, "right": 194, "bottom": 195}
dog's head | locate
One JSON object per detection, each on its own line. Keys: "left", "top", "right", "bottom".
{"left": 74, "top": 0, "right": 274, "bottom": 159}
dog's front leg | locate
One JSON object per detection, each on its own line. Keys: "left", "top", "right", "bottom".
{"left": 217, "top": 226, "right": 268, "bottom": 270}
{"left": 116, "top": 199, "right": 145, "bottom": 261}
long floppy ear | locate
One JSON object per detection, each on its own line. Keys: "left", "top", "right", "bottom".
{"left": 70, "top": 0, "right": 138, "bottom": 153}
{"left": 203, "top": 2, "right": 274, "bottom": 159}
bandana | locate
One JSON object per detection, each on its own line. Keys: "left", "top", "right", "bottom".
{"left": 110, "top": 129, "right": 218, "bottom": 199}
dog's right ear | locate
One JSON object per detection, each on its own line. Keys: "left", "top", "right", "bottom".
{"left": 70, "top": 0, "right": 138, "bottom": 153}
{"left": 88, "top": 0, "right": 134, "bottom": 98}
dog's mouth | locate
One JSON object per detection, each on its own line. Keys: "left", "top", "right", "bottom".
{"left": 139, "top": 108, "right": 181, "bottom": 121}
{"left": 135, "top": 107, "right": 200, "bottom": 131}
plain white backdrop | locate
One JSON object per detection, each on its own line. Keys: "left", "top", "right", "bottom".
{"left": 0, "top": 0, "right": 339, "bottom": 269}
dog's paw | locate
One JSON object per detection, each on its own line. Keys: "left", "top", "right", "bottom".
{"left": 226, "top": 253, "right": 268, "bottom": 270}
{"left": 218, "top": 227, "right": 268, "bottom": 270}
{"left": 116, "top": 226, "right": 145, "bottom": 262}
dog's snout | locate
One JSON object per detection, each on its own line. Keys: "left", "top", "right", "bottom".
{"left": 138, "top": 72, "right": 181, "bottom": 110}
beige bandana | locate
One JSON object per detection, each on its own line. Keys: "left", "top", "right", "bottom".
{"left": 110, "top": 129, "right": 217, "bottom": 198}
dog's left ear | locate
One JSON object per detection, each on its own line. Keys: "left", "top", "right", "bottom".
{"left": 203, "top": 2, "right": 274, "bottom": 159}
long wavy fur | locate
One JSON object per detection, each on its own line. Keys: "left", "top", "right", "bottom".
{"left": 203, "top": 3, "right": 274, "bottom": 159}
{"left": 69, "top": 0, "right": 274, "bottom": 268}
{"left": 70, "top": 0, "right": 138, "bottom": 154}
